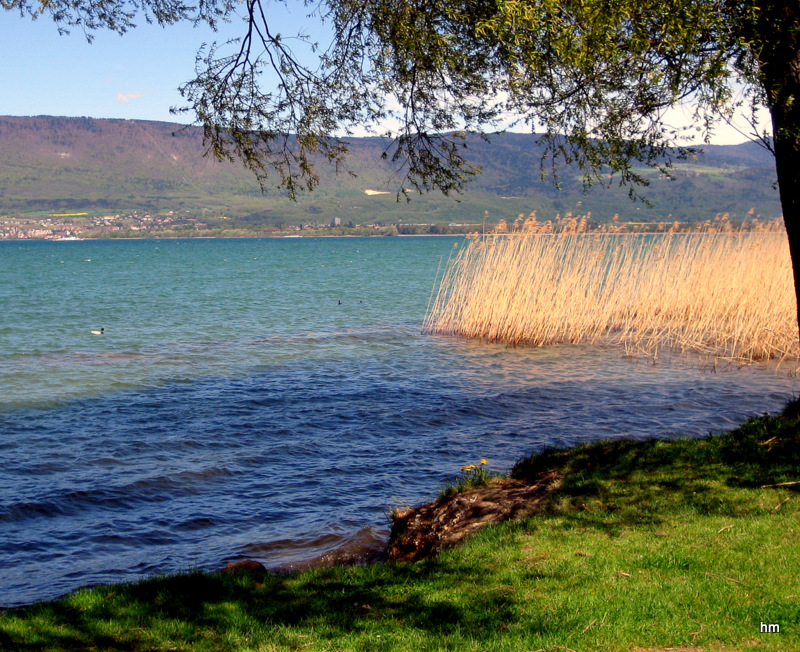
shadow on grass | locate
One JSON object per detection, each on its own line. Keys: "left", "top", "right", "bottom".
{"left": 0, "top": 553, "right": 528, "bottom": 651}
{"left": 510, "top": 413, "right": 800, "bottom": 532}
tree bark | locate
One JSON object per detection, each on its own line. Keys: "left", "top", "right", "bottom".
{"left": 774, "top": 123, "right": 800, "bottom": 344}
{"left": 759, "top": 2, "right": 800, "bottom": 346}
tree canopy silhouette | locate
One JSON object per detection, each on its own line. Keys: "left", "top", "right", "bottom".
{"left": 6, "top": 0, "right": 800, "bottom": 333}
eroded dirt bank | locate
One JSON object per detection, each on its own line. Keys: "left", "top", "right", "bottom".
{"left": 223, "top": 470, "right": 563, "bottom": 574}
{"left": 387, "top": 471, "right": 563, "bottom": 562}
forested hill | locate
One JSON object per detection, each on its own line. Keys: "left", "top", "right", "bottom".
{"left": 0, "top": 115, "right": 782, "bottom": 226}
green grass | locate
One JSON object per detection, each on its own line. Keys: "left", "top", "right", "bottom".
{"left": 2, "top": 412, "right": 799, "bottom": 651}
{"left": 437, "top": 459, "right": 499, "bottom": 500}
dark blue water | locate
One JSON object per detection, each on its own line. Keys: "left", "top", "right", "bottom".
{"left": 0, "top": 237, "right": 795, "bottom": 607}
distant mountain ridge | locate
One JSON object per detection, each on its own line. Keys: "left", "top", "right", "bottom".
{"left": 0, "top": 115, "right": 782, "bottom": 225}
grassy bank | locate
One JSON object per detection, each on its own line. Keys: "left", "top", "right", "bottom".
{"left": 2, "top": 411, "right": 799, "bottom": 651}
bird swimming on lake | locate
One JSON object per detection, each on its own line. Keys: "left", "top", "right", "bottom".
{"left": 90, "top": 328, "right": 105, "bottom": 335}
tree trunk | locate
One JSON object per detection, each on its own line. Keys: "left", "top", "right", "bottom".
{"left": 760, "top": 2, "right": 800, "bottom": 348}
{"left": 774, "top": 120, "right": 800, "bottom": 345}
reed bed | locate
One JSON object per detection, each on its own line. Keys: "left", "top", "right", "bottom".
{"left": 424, "top": 214, "right": 799, "bottom": 365}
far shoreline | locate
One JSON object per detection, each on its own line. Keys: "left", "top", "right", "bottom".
{"left": 0, "top": 232, "right": 470, "bottom": 242}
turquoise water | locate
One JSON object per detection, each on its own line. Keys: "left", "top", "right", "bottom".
{"left": 0, "top": 237, "right": 453, "bottom": 408}
{"left": 0, "top": 236, "right": 795, "bottom": 607}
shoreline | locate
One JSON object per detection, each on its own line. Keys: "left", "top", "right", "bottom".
{"left": 4, "top": 404, "right": 798, "bottom": 612}
{"left": 2, "top": 410, "right": 798, "bottom": 650}
{"left": 0, "top": 232, "right": 468, "bottom": 242}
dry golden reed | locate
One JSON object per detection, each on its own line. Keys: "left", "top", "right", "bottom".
{"left": 424, "top": 213, "right": 798, "bottom": 365}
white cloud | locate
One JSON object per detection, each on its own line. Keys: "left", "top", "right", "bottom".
{"left": 115, "top": 92, "right": 144, "bottom": 104}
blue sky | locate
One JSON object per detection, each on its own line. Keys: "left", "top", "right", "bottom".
{"left": 0, "top": 5, "right": 320, "bottom": 124}
{"left": 1, "top": 8, "right": 766, "bottom": 144}
{"left": 2, "top": 17, "right": 210, "bottom": 122}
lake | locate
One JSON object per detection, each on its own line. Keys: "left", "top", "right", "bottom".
{"left": 0, "top": 236, "right": 795, "bottom": 607}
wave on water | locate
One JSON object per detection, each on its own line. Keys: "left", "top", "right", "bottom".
{"left": 0, "top": 324, "right": 424, "bottom": 410}
{"left": 0, "top": 465, "right": 237, "bottom": 524}
{"left": 235, "top": 526, "right": 389, "bottom": 572}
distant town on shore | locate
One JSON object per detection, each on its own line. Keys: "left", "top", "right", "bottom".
{"left": 0, "top": 115, "right": 783, "bottom": 240}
